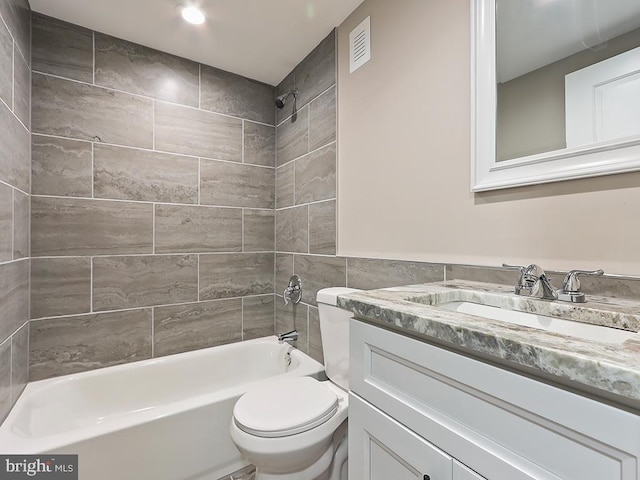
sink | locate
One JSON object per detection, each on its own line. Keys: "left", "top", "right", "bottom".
{"left": 436, "top": 301, "right": 636, "bottom": 344}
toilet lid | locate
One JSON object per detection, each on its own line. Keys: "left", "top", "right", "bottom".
{"left": 233, "top": 377, "right": 339, "bottom": 438}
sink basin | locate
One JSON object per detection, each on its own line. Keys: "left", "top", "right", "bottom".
{"left": 437, "top": 301, "right": 636, "bottom": 344}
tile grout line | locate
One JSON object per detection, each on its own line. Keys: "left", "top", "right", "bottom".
{"left": 151, "top": 308, "right": 155, "bottom": 358}
{"left": 152, "top": 100, "right": 155, "bottom": 150}
{"left": 11, "top": 39, "right": 15, "bottom": 112}
{"left": 11, "top": 188, "right": 14, "bottom": 260}
{"left": 198, "top": 64, "right": 201, "bottom": 109}
{"left": 32, "top": 70, "right": 276, "bottom": 127}
{"left": 92, "top": 31, "right": 95, "bottom": 85}
{"left": 90, "top": 257, "right": 94, "bottom": 313}
{"left": 31, "top": 193, "right": 276, "bottom": 210}
{"left": 30, "top": 292, "right": 276, "bottom": 322}
{"left": 30, "top": 130, "right": 276, "bottom": 170}
{"left": 152, "top": 204, "right": 156, "bottom": 254}
{"left": 91, "top": 143, "right": 95, "bottom": 198}
{"left": 197, "top": 254, "right": 200, "bottom": 302}
{"left": 31, "top": 132, "right": 276, "bottom": 170}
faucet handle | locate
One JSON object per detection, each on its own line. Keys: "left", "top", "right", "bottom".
{"left": 562, "top": 269, "right": 604, "bottom": 293}
{"left": 503, "top": 263, "right": 531, "bottom": 294}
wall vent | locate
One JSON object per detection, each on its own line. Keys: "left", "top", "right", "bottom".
{"left": 350, "top": 16, "right": 371, "bottom": 73}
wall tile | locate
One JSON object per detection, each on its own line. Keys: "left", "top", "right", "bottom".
{"left": 309, "top": 87, "right": 336, "bottom": 150}
{"left": 31, "top": 197, "right": 153, "bottom": 256}
{"left": 154, "top": 298, "right": 242, "bottom": 357}
{"left": 275, "top": 205, "right": 308, "bottom": 253}
{"left": 155, "top": 205, "right": 242, "bottom": 254}
{"left": 0, "top": 259, "right": 29, "bottom": 345}
{"left": 200, "top": 160, "right": 274, "bottom": 208}
{"left": 276, "top": 254, "right": 294, "bottom": 297}
{"left": 348, "top": 258, "right": 445, "bottom": 290}
{"left": 0, "top": 183, "right": 12, "bottom": 262}
{"left": 308, "top": 307, "right": 323, "bottom": 364}
{"left": 13, "top": 44, "right": 29, "bottom": 128}
{"left": 294, "top": 255, "right": 346, "bottom": 306}
{"left": 93, "top": 255, "right": 198, "bottom": 311}
{"left": 200, "top": 65, "right": 275, "bottom": 125}
{"left": 0, "top": 100, "right": 30, "bottom": 192}
{"left": 275, "top": 162, "right": 294, "bottom": 209}
{"left": 32, "top": 73, "right": 154, "bottom": 148}
{"left": 199, "top": 253, "right": 274, "bottom": 300}
{"left": 154, "top": 101, "right": 242, "bottom": 161}
{"left": 0, "top": 19, "right": 12, "bottom": 109}
{"left": 12, "top": 189, "right": 28, "bottom": 259}
{"left": 11, "top": 321, "right": 28, "bottom": 403}
{"left": 276, "top": 296, "right": 308, "bottom": 353}
{"left": 309, "top": 200, "right": 336, "bottom": 255}
{"left": 31, "top": 135, "right": 93, "bottom": 197}
{"left": 445, "top": 264, "right": 515, "bottom": 286}
{"left": 243, "top": 295, "right": 274, "bottom": 340}
{"left": 31, "top": 257, "right": 91, "bottom": 319}
{"left": 244, "top": 121, "right": 275, "bottom": 167}
{"left": 276, "top": 30, "right": 335, "bottom": 125}
{"left": 0, "top": 0, "right": 30, "bottom": 63}
{"left": 32, "top": 13, "right": 93, "bottom": 83}
{"left": 29, "top": 309, "right": 152, "bottom": 380}
{"left": 94, "top": 144, "right": 198, "bottom": 203}
{"left": 0, "top": 339, "right": 9, "bottom": 422}
{"left": 276, "top": 105, "right": 308, "bottom": 166}
{"left": 95, "top": 33, "right": 199, "bottom": 107}
{"left": 295, "top": 144, "right": 336, "bottom": 204}
{"left": 244, "top": 210, "right": 274, "bottom": 252}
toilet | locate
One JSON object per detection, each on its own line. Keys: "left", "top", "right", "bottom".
{"left": 230, "top": 287, "right": 360, "bottom": 480}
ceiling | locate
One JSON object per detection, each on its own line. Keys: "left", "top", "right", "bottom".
{"left": 497, "top": 0, "right": 640, "bottom": 83}
{"left": 29, "top": 0, "right": 365, "bottom": 86}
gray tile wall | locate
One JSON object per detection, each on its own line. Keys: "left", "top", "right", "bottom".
{"left": 0, "top": 0, "right": 30, "bottom": 424}
{"left": 30, "top": 13, "right": 276, "bottom": 380}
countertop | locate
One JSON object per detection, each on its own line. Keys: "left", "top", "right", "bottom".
{"left": 337, "top": 280, "right": 640, "bottom": 406}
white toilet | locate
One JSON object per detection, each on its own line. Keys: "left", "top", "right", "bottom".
{"left": 230, "top": 287, "right": 360, "bottom": 480}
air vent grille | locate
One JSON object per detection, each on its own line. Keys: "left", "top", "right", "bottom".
{"left": 350, "top": 16, "right": 371, "bottom": 73}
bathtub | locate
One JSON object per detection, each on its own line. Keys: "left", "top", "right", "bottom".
{"left": 0, "top": 336, "right": 324, "bottom": 480}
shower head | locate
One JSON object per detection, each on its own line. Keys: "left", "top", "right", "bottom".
{"left": 275, "top": 89, "right": 298, "bottom": 109}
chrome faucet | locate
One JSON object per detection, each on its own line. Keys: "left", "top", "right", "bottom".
{"left": 277, "top": 330, "right": 299, "bottom": 344}
{"left": 504, "top": 264, "right": 604, "bottom": 303}
{"left": 283, "top": 275, "right": 302, "bottom": 306}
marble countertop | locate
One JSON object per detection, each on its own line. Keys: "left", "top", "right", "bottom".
{"left": 337, "top": 280, "right": 640, "bottom": 405}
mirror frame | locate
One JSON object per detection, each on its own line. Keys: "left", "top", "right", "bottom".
{"left": 471, "top": 0, "right": 640, "bottom": 192}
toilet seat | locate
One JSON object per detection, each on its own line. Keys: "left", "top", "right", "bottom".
{"left": 233, "top": 377, "right": 339, "bottom": 438}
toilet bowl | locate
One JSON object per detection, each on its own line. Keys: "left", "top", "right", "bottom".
{"left": 230, "top": 287, "right": 360, "bottom": 480}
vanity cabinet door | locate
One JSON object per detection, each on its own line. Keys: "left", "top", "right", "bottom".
{"left": 453, "top": 461, "right": 487, "bottom": 480}
{"left": 349, "top": 393, "right": 453, "bottom": 480}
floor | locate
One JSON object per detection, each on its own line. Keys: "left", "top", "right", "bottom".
{"left": 219, "top": 464, "right": 256, "bottom": 480}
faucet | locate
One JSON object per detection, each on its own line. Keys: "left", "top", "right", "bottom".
{"left": 277, "top": 330, "right": 298, "bottom": 344}
{"left": 504, "top": 264, "right": 604, "bottom": 303}
{"left": 283, "top": 275, "right": 302, "bottom": 306}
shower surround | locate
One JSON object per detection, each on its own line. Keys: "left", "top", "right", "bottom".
{"left": 0, "top": 0, "right": 31, "bottom": 424}
{"left": 29, "top": 13, "right": 277, "bottom": 380}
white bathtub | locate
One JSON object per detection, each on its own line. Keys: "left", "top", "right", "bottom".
{"left": 0, "top": 336, "right": 324, "bottom": 480}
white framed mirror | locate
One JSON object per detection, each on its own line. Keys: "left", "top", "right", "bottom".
{"left": 472, "top": 0, "right": 640, "bottom": 192}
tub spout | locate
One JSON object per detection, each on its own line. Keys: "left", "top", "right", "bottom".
{"left": 277, "top": 330, "right": 298, "bottom": 344}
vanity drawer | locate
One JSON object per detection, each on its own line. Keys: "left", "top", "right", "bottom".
{"left": 350, "top": 319, "right": 640, "bottom": 480}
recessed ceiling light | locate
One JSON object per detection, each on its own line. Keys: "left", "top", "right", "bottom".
{"left": 181, "top": 5, "right": 205, "bottom": 25}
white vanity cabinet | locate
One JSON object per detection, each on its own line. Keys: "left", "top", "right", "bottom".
{"left": 349, "top": 320, "right": 640, "bottom": 480}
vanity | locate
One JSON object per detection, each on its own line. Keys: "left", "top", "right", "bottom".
{"left": 339, "top": 281, "right": 640, "bottom": 480}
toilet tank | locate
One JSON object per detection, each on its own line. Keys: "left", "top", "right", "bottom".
{"left": 316, "top": 287, "right": 361, "bottom": 391}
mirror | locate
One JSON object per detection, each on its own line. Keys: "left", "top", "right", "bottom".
{"left": 472, "top": 0, "right": 640, "bottom": 191}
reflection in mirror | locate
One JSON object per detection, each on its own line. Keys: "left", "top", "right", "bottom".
{"left": 496, "top": 0, "right": 640, "bottom": 162}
